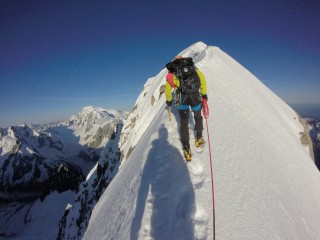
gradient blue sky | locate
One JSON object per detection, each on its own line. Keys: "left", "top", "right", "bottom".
{"left": 1, "top": 0, "right": 319, "bottom": 127}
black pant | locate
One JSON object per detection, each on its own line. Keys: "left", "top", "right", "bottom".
{"left": 178, "top": 92, "right": 203, "bottom": 148}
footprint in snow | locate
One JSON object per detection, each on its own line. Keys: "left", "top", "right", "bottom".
{"left": 189, "top": 159, "right": 206, "bottom": 189}
{"left": 194, "top": 206, "right": 209, "bottom": 240}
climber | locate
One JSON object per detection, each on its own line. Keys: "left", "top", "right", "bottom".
{"left": 165, "top": 56, "right": 207, "bottom": 161}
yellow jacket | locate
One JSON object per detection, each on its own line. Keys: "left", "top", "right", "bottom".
{"left": 165, "top": 68, "right": 207, "bottom": 102}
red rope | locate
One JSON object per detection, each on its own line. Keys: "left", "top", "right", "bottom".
{"left": 203, "top": 100, "right": 215, "bottom": 240}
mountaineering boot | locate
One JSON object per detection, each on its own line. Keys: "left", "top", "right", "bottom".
{"left": 195, "top": 137, "right": 205, "bottom": 148}
{"left": 183, "top": 145, "right": 192, "bottom": 162}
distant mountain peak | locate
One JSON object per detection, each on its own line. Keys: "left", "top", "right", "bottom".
{"left": 68, "top": 106, "right": 125, "bottom": 127}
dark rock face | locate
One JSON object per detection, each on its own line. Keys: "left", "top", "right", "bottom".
{"left": 307, "top": 119, "right": 320, "bottom": 170}
{"left": 0, "top": 152, "right": 84, "bottom": 202}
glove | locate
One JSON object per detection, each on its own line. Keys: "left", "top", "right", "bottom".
{"left": 166, "top": 100, "right": 172, "bottom": 107}
{"left": 202, "top": 94, "right": 208, "bottom": 101}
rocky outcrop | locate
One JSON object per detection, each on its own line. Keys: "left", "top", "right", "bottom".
{"left": 306, "top": 118, "right": 320, "bottom": 169}
{"left": 298, "top": 116, "right": 315, "bottom": 161}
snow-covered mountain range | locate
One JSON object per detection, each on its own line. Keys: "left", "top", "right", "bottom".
{"left": 1, "top": 42, "right": 320, "bottom": 240}
{"left": 0, "top": 106, "right": 127, "bottom": 238}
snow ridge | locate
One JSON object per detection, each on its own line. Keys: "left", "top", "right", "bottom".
{"left": 84, "top": 42, "right": 320, "bottom": 240}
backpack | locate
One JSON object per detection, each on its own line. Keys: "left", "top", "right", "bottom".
{"left": 166, "top": 57, "right": 200, "bottom": 94}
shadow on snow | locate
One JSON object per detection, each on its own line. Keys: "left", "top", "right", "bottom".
{"left": 131, "top": 124, "right": 195, "bottom": 240}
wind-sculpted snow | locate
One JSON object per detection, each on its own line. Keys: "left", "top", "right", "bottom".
{"left": 84, "top": 42, "right": 320, "bottom": 240}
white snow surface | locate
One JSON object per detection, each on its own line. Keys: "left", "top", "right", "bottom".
{"left": 84, "top": 42, "right": 320, "bottom": 240}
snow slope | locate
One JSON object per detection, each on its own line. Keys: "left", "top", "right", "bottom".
{"left": 84, "top": 42, "right": 320, "bottom": 240}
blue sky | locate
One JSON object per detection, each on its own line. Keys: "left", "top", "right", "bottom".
{"left": 1, "top": 0, "right": 319, "bottom": 127}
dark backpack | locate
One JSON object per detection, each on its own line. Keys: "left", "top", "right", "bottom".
{"left": 166, "top": 57, "right": 200, "bottom": 94}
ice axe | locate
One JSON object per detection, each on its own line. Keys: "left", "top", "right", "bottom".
{"left": 168, "top": 106, "right": 172, "bottom": 121}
